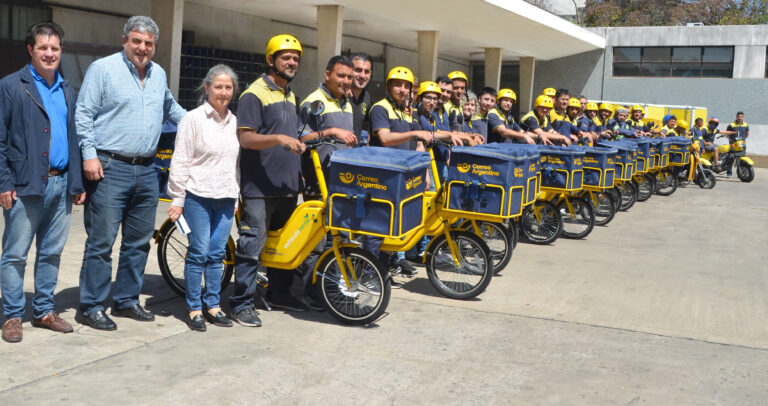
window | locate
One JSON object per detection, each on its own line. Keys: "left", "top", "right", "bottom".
{"left": 613, "top": 47, "right": 733, "bottom": 78}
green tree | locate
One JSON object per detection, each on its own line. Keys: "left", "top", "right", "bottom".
{"left": 583, "top": 0, "right": 768, "bottom": 26}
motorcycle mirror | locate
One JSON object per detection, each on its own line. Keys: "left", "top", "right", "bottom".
{"left": 299, "top": 105, "right": 311, "bottom": 124}
{"left": 309, "top": 100, "right": 325, "bottom": 116}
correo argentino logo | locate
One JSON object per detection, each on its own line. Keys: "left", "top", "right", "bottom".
{"left": 339, "top": 172, "right": 355, "bottom": 184}
{"left": 457, "top": 163, "right": 471, "bottom": 173}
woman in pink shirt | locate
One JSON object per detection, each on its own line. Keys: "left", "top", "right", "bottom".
{"left": 167, "top": 65, "right": 240, "bottom": 331}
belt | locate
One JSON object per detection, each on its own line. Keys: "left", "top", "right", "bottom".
{"left": 48, "top": 168, "right": 67, "bottom": 176}
{"left": 97, "top": 150, "right": 153, "bottom": 165}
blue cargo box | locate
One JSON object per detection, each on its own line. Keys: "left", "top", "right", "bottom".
{"left": 445, "top": 144, "right": 540, "bottom": 218}
{"left": 665, "top": 136, "right": 692, "bottom": 166}
{"left": 649, "top": 138, "right": 670, "bottom": 168}
{"left": 475, "top": 143, "right": 541, "bottom": 205}
{"left": 571, "top": 145, "right": 617, "bottom": 189}
{"left": 596, "top": 140, "right": 635, "bottom": 180}
{"left": 625, "top": 137, "right": 652, "bottom": 172}
{"left": 328, "top": 147, "right": 431, "bottom": 238}
{"left": 538, "top": 145, "right": 584, "bottom": 191}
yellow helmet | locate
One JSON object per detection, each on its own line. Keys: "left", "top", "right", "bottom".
{"left": 496, "top": 88, "right": 517, "bottom": 102}
{"left": 447, "top": 70, "right": 468, "bottom": 83}
{"left": 265, "top": 34, "right": 302, "bottom": 58}
{"left": 386, "top": 66, "right": 415, "bottom": 86}
{"left": 599, "top": 102, "right": 613, "bottom": 112}
{"left": 543, "top": 87, "right": 556, "bottom": 97}
{"left": 676, "top": 119, "right": 688, "bottom": 129}
{"left": 417, "top": 81, "right": 441, "bottom": 96}
{"left": 586, "top": 102, "right": 599, "bottom": 112}
{"left": 534, "top": 94, "right": 554, "bottom": 109}
{"left": 630, "top": 104, "right": 645, "bottom": 114}
{"left": 568, "top": 98, "right": 582, "bottom": 108}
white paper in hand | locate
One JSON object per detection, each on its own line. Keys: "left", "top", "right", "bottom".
{"left": 176, "top": 214, "right": 191, "bottom": 235}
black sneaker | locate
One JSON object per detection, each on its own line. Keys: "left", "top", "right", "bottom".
{"left": 267, "top": 297, "right": 310, "bottom": 312}
{"left": 232, "top": 307, "right": 262, "bottom": 327}
{"left": 390, "top": 280, "right": 403, "bottom": 289}
{"left": 391, "top": 259, "right": 418, "bottom": 278}
{"left": 300, "top": 296, "right": 325, "bottom": 312}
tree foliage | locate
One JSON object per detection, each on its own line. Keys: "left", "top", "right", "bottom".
{"left": 583, "top": 0, "right": 768, "bottom": 26}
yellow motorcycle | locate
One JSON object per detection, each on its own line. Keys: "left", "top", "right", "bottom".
{"left": 703, "top": 134, "right": 755, "bottom": 182}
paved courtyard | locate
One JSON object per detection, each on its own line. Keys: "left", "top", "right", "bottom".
{"left": 1, "top": 169, "right": 767, "bottom": 405}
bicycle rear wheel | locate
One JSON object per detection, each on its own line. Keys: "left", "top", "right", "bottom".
{"left": 426, "top": 231, "right": 493, "bottom": 300}
{"left": 317, "top": 247, "right": 390, "bottom": 325}
{"left": 156, "top": 221, "right": 234, "bottom": 297}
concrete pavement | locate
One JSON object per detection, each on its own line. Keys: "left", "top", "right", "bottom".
{"left": 1, "top": 169, "right": 767, "bottom": 405}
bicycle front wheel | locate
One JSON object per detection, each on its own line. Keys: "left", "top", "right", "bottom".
{"left": 156, "top": 221, "right": 235, "bottom": 297}
{"left": 558, "top": 197, "right": 595, "bottom": 239}
{"left": 317, "top": 247, "right": 391, "bottom": 325}
{"left": 461, "top": 220, "right": 513, "bottom": 275}
{"left": 589, "top": 191, "right": 616, "bottom": 226}
{"left": 520, "top": 201, "right": 562, "bottom": 245}
{"left": 426, "top": 231, "right": 493, "bottom": 300}
{"left": 655, "top": 169, "right": 678, "bottom": 196}
{"left": 635, "top": 173, "right": 656, "bottom": 202}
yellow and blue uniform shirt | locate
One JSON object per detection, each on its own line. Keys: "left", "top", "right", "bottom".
{"left": 488, "top": 106, "right": 522, "bottom": 144}
{"left": 299, "top": 84, "right": 354, "bottom": 196}
{"left": 520, "top": 110, "right": 553, "bottom": 134}
{"left": 237, "top": 74, "right": 301, "bottom": 198}
{"left": 370, "top": 97, "right": 418, "bottom": 151}
{"left": 726, "top": 121, "right": 749, "bottom": 140}
{"left": 470, "top": 113, "right": 489, "bottom": 143}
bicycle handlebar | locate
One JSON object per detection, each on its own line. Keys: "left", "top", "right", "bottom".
{"left": 283, "top": 137, "right": 346, "bottom": 152}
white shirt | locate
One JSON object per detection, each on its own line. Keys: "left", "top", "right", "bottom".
{"left": 167, "top": 101, "right": 240, "bottom": 206}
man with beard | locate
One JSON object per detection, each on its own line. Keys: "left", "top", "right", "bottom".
{"left": 229, "top": 34, "right": 307, "bottom": 326}
{"left": 349, "top": 52, "right": 372, "bottom": 145}
{"left": 296, "top": 55, "right": 357, "bottom": 307}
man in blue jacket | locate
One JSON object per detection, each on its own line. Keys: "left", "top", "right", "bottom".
{"left": 0, "top": 22, "right": 85, "bottom": 343}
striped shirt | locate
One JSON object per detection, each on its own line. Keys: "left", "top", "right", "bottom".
{"left": 167, "top": 102, "right": 239, "bottom": 207}
{"left": 75, "top": 52, "right": 186, "bottom": 161}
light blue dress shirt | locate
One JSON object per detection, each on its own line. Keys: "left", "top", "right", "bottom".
{"left": 75, "top": 51, "right": 186, "bottom": 160}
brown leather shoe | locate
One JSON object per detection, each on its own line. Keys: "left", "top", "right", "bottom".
{"left": 32, "top": 312, "right": 73, "bottom": 333}
{"left": 2, "top": 318, "right": 22, "bottom": 343}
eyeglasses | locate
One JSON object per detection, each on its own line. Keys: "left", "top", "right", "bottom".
{"left": 422, "top": 95, "right": 438, "bottom": 101}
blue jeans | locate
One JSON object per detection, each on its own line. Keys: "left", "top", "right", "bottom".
{"left": 1, "top": 174, "right": 72, "bottom": 319}
{"left": 182, "top": 193, "right": 235, "bottom": 311}
{"left": 79, "top": 157, "right": 159, "bottom": 315}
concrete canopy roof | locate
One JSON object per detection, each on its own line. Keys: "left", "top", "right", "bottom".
{"left": 190, "top": 0, "right": 605, "bottom": 61}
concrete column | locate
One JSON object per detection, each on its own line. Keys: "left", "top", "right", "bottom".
{"left": 151, "top": 0, "right": 184, "bottom": 98}
{"left": 417, "top": 31, "right": 439, "bottom": 82}
{"left": 484, "top": 48, "right": 502, "bottom": 90}
{"left": 317, "top": 5, "right": 343, "bottom": 83}
{"left": 519, "top": 56, "right": 536, "bottom": 113}
{"left": 733, "top": 45, "right": 766, "bottom": 79}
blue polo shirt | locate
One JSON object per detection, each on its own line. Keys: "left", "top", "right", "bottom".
{"left": 29, "top": 64, "right": 68, "bottom": 170}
